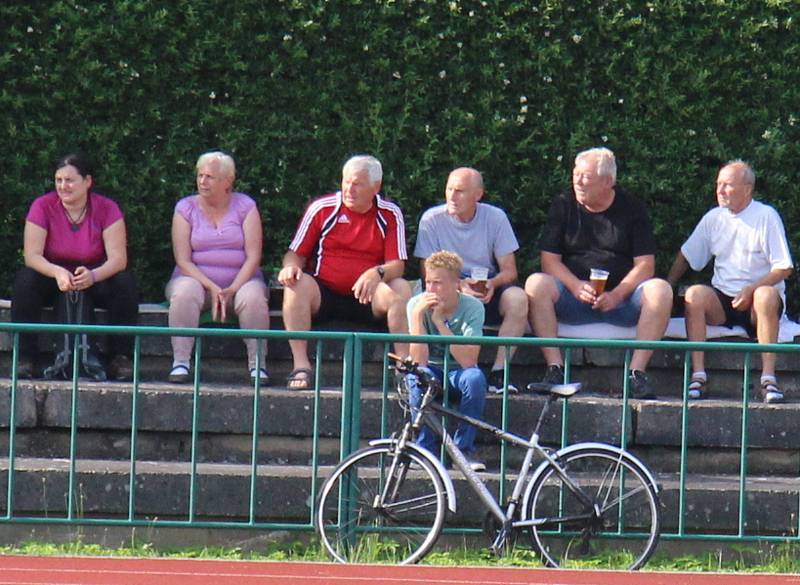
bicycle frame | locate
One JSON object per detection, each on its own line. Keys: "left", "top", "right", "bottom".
{"left": 415, "top": 392, "right": 598, "bottom": 533}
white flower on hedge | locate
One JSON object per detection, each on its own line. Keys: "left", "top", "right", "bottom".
{"left": 283, "top": 34, "right": 292, "bottom": 41}
{"left": 363, "top": 44, "right": 369, "bottom": 51}
{"left": 544, "top": 30, "right": 551, "bottom": 37}
{"left": 425, "top": 124, "right": 430, "bottom": 133}
{"left": 503, "top": 78, "right": 510, "bottom": 86}
{"left": 438, "top": 70, "right": 446, "bottom": 79}
{"left": 557, "top": 155, "right": 563, "bottom": 162}
{"left": 519, "top": 95, "right": 527, "bottom": 103}
{"left": 572, "top": 34, "right": 582, "bottom": 43}
{"left": 618, "top": 98, "right": 624, "bottom": 104}
{"left": 602, "top": 135, "right": 608, "bottom": 142}
{"left": 687, "top": 129, "right": 697, "bottom": 136}
{"left": 456, "top": 41, "right": 463, "bottom": 48}
{"left": 516, "top": 115, "right": 526, "bottom": 124}
{"left": 543, "top": 75, "right": 552, "bottom": 82}
{"left": 209, "top": 91, "right": 216, "bottom": 99}
{"left": 762, "top": 129, "right": 773, "bottom": 140}
{"left": 392, "top": 71, "right": 401, "bottom": 79}
{"left": 27, "top": 26, "right": 33, "bottom": 33}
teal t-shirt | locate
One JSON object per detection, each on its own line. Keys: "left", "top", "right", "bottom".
{"left": 406, "top": 292, "right": 485, "bottom": 366}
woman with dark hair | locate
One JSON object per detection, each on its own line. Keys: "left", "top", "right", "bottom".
{"left": 11, "top": 152, "right": 138, "bottom": 379}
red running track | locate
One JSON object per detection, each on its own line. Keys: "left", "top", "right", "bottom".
{"left": 0, "top": 555, "right": 798, "bottom": 585}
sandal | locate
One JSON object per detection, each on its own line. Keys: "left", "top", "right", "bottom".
{"left": 168, "top": 364, "right": 191, "bottom": 384}
{"left": 760, "top": 380, "right": 784, "bottom": 404}
{"left": 286, "top": 367, "right": 313, "bottom": 390}
{"left": 687, "top": 376, "right": 707, "bottom": 400}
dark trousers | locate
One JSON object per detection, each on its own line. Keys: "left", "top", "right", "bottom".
{"left": 11, "top": 266, "right": 139, "bottom": 360}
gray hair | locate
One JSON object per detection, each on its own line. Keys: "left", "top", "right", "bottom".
{"left": 723, "top": 159, "right": 755, "bottom": 186}
{"left": 575, "top": 147, "right": 617, "bottom": 182}
{"left": 196, "top": 151, "right": 236, "bottom": 180}
{"left": 343, "top": 155, "right": 382, "bottom": 185}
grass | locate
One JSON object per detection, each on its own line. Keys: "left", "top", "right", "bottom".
{"left": 1, "top": 539, "right": 799, "bottom": 573}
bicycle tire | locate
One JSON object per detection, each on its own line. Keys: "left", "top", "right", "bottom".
{"left": 316, "top": 444, "right": 447, "bottom": 564}
{"left": 524, "top": 446, "right": 660, "bottom": 570}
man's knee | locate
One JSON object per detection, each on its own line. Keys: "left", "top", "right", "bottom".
{"left": 282, "top": 274, "right": 317, "bottom": 307}
{"left": 753, "top": 286, "right": 781, "bottom": 316}
{"left": 525, "top": 273, "right": 558, "bottom": 303}
{"left": 640, "top": 278, "right": 673, "bottom": 309}
{"left": 683, "top": 284, "right": 716, "bottom": 314}
{"left": 457, "top": 367, "right": 487, "bottom": 396}
{"left": 499, "top": 286, "right": 528, "bottom": 320}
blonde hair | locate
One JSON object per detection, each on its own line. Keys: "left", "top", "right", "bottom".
{"left": 425, "top": 250, "right": 463, "bottom": 279}
{"left": 196, "top": 151, "right": 236, "bottom": 180}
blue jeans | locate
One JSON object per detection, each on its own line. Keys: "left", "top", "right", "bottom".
{"left": 406, "top": 365, "right": 487, "bottom": 456}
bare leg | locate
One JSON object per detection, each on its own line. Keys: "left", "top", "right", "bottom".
{"left": 683, "top": 284, "right": 726, "bottom": 373}
{"left": 751, "top": 285, "right": 781, "bottom": 378}
{"left": 492, "top": 286, "right": 528, "bottom": 370}
{"left": 629, "top": 279, "right": 673, "bottom": 371}
{"left": 281, "top": 274, "right": 321, "bottom": 379}
{"left": 525, "top": 273, "right": 563, "bottom": 366}
{"left": 372, "top": 278, "right": 412, "bottom": 357}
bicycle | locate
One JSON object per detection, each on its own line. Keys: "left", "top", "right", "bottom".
{"left": 315, "top": 353, "right": 661, "bottom": 570}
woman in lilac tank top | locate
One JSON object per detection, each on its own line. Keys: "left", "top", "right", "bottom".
{"left": 10, "top": 152, "right": 139, "bottom": 380}
{"left": 165, "top": 152, "right": 270, "bottom": 384}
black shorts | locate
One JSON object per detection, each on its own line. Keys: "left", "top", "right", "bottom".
{"left": 483, "top": 284, "right": 512, "bottom": 326}
{"left": 314, "top": 280, "right": 382, "bottom": 325}
{"left": 713, "top": 287, "right": 783, "bottom": 337}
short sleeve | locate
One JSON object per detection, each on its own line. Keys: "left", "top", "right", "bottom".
{"left": 539, "top": 194, "right": 567, "bottom": 254}
{"left": 25, "top": 195, "right": 50, "bottom": 229}
{"left": 681, "top": 213, "right": 712, "bottom": 271}
{"left": 413, "top": 209, "right": 439, "bottom": 259}
{"left": 290, "top": 202, "right": 324, "bottom": 257}
{"left": 765, "top": 208, "right": 793, "bottom": 270}
{"left": 490, "top": 208, "right": 519, "bottom": 258}
{"left": 175, "top": 196, "right": 196, "bottom": 224}
{"left": 628, "top": 199, "right": 656, "bottom": 258}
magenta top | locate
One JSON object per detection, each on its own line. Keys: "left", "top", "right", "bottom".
{"left": 26, "top": 191, "right": 124, "bottom": 271}
{"left": 171, "top": 192, "right": 264, "bottom": 288}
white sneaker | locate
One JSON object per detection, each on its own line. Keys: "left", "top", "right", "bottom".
{"left": 466, "top": 457, "right": 486, "bottom": 472}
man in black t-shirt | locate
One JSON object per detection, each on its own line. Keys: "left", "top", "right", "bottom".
{"left": 524, "top": 147, "right": 672, "bottom": 398}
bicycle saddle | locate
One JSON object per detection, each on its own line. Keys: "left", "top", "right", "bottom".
{"left": 526, "top": 382, "right": 582, "bottom": 397}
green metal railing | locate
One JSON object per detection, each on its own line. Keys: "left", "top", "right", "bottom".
{"left": 1, "top": 322, "right": 799, "bottom": 545}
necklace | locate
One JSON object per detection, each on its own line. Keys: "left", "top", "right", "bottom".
{"left": 62, "top": 201, "right": 88, "bottom": 232}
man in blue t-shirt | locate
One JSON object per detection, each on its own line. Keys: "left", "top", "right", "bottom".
{"left": 406, "top": 250, "right": 488, "bottom": 472}
{"left": 415, "top": 168, "right": 528, "bottom": 394}
{"left": 525, "top": 147, "right": 673, "bottom": 399}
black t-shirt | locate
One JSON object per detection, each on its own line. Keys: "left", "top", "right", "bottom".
{"left": 539, "top": 187, "right": 656, "bottom": 289}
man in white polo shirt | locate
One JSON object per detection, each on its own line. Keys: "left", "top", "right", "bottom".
{"left": 667, "top": 160, "right": 793, "bottom": 403}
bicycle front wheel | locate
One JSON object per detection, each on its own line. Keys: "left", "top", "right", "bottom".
{"left": 526, "top": 447, "right": 660, "bottom": 570}
{"left": 316, "top": 444, "right": 447, "bottom": 564}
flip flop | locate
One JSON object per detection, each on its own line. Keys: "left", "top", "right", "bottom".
{"left": 287, "top": 367, "right": 313, "bottom": 390}
{"left": 687, "top": 376, "right": 707, "bottom": 399}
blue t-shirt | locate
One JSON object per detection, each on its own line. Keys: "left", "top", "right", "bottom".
{"left": 406, "top": 293, "right": 485, "bottom": 366}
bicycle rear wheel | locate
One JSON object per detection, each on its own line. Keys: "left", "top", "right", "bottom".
{"left": 316, "top": 444, "right": 447, "bottom": 564}
{"left": 525, "top": 446, "right": 660, "bottom": 570}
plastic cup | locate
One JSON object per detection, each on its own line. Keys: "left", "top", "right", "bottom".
{"left": 470, "top": 266, "right": 489, "bottom": 294}
{"left": 589, "top": 268, "right": 610, "bottom": 295}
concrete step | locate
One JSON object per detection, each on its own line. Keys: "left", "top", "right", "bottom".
{"left": 0, "top": 457, "right": 795, "bottom": 535}
{"left": 0, "top": 379, "right": 797, "bottom": 475}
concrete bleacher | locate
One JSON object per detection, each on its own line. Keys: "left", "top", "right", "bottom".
{"left": 0, "top": 295, "right": 799, "bottom": 539}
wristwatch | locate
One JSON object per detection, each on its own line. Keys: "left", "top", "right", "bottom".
{"left": 375, "top": 265, "right": 386, "bottom": 280}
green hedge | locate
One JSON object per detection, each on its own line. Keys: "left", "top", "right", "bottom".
{"left": 1, "top": 1, "right": 799, "bottom": 310}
